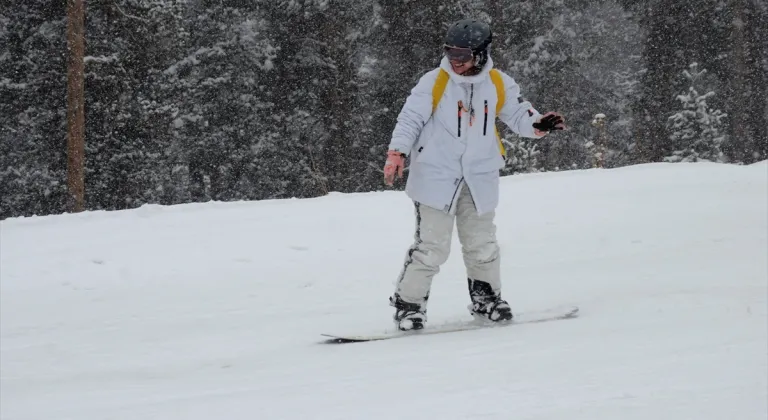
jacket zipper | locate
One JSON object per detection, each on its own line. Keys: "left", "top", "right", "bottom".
{"left": 483, "top": 100, "right": 488, "bottom": 135}
{"left": 457, "top": 102, "right": 462, "bottom": 137}
{"left": 468, "top": 85, "right": 475, "bottom": 127}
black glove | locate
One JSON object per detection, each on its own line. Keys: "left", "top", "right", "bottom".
{"left": 533, "top": 112, "right": 566, "bottom": 132}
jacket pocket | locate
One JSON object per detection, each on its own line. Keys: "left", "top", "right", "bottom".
{"left": 415, "top": 121, "right": 462, "bottom": 167}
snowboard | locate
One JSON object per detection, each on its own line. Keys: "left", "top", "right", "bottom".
{"left": 321, "top": 304, "right": 579, "bottom": 344}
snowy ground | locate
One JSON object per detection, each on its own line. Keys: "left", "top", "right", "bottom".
{"left": 1, "top": 162, "right": 767, "bottom": 420}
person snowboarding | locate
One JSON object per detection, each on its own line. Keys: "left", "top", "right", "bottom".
{"left": 382, "top": 19, "right": 566, "bottom": 331}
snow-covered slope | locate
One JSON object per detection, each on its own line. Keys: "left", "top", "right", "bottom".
{"left": 2, "top": 162, "right": 766, "bottom": 420}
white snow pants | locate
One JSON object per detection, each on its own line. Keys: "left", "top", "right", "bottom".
{"left": 393, "top": 183, "right": 501, "bottom": 307}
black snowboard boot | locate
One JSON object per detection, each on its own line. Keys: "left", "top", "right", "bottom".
{"left": 390, "top": 294, "right": 427, "bottom": 331}
{"left": 467, "top": 278, "right": 513, "bottom": 322}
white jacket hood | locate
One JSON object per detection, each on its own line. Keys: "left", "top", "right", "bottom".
{"left": 438, "top": 56, "right": 495, "bottom": 85}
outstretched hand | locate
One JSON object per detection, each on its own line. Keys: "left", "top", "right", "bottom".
{"left": 533, "top": 112, "right": 566, "bottom": 136}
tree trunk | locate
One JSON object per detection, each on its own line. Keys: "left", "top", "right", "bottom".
{"left": 66, "top": 0, "right": 85, "bottom": 212}
{"left": 727, "top": 0, "right": 749, "bottom": 162}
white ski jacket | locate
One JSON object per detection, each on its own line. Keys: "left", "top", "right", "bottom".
{"left": 388, "top": 56, "right": 543, "bottom": 215}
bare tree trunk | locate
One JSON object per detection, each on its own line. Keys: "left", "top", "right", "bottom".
{"left": 66, "top": 0, "right": 85, "bottom": 212}
{"left": 727, "top": 0, "right": 749, "bottom": 163}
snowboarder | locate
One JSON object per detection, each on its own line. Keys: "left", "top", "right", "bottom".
{"left": 383, "top": 19, "right": 566, "bottom": 331}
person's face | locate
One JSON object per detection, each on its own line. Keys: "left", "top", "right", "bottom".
{"left": 444, "top": 46, "right": 475, "bottom": 75}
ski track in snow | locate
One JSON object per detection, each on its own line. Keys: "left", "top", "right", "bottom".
{"left": 1, "top": 162, "right": 767, "bottom": 419}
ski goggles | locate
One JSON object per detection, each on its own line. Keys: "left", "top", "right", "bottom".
{"left": 443, "top": 45, "right": 474, "bottom": 62}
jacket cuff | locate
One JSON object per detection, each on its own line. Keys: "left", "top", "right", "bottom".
{"left": 387, "top": 143, "right": 411, "bottom": 156}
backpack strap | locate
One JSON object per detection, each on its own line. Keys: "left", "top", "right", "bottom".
{"left": 432, "top": 69, "right": 450, "bottom": 114}
{"left": 489, "top": 69, "right": 507, "bottom": 157}
{"left": 489, "top": 69, "right": 505, "bottom": 113}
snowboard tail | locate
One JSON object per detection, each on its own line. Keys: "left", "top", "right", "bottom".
{"left": 321, "top": 305, "right": 579, "bottom": 344}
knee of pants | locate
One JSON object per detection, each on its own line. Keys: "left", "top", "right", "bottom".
{"left": 411, "top": 240, "right": 452, "bottom": 268}
{"left": 463, "top": 240, "right": 499, "bottom": 264}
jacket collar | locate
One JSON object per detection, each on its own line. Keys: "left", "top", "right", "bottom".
{"left": 439, "top": 56, "right": 494, "bottom": 84}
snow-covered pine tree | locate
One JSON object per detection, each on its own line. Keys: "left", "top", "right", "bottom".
{"left": 0, "top": 1, "right": 69, "bottom": 219}
{"left": 665, "top": 63, "right": 727, "bottom": 163}
{"left": 501, "top": 137, "right": 541, "bottom": 175}
{"left": 491, "top": 0, "right": 641, "bottom": 172}
{"left": 162, "top": 2, "right": 279, "bottom": 203}
{"left": 82, "top": 0, "right": 189, "bottom": 211}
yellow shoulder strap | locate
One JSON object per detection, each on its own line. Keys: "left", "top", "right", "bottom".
{"left": 489, "top": 69, "right": 506, "bottom": 156}
{"left": 432, "top": 69, "right": 450, "bottom": 114}
{"left": 489, "top": 69, "right": 505, "bottom": 113}
{"left": 431, "top": 68, "right": 507, "bottom": 156}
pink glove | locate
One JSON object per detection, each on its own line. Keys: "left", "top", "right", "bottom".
{"left": 383, "top": 150, "right": 405, "bottom": 186}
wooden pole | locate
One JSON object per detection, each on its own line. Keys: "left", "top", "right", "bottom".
{"left": 66, "top": 0, "right": 85, "bottom": 212}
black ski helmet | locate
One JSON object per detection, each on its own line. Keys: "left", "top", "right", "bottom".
{"left": 443, "top": 19, "right": 492, "bottom": 67}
